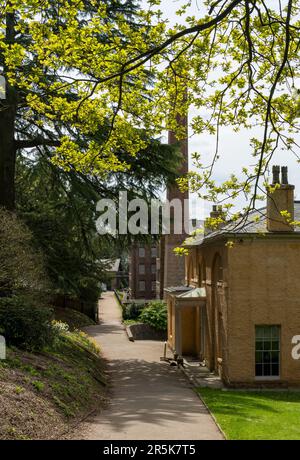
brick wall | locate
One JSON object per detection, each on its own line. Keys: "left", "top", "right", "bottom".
{"left": 182, "top": 227, "right": 300, "bottom": 385}
{"left": 227, "top": 237, "right": 300, "bottom": 385}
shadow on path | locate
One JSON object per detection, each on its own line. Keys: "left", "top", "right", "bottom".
{"left": 81, "top": 292, "right": 223, "bottom": 440}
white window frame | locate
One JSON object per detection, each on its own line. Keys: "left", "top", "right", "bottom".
{"left": 255, "top": 325, "right": 280, "bottom": 380}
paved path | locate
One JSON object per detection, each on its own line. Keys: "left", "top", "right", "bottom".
{"left": 81, "top": 292, "right": 223, "bottom": 440}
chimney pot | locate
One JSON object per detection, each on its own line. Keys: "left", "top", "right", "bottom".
{"left": 272, "top": 165, "right": 280, "bottom": 184}
{"left": 205, "top": 204, "right": 225, "bottom": 233}
{"left": 281, "top": 166, "right": 288, "bottom": 185}
{"left": 267, "top": 165, "right": 294, "bottom": 232}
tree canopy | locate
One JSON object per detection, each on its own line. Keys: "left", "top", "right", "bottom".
{"left": 1, "top": 0, "right": 185, "bottom": 306}
{"left": 1, "top": 0, "right": 300, "bottom": 218}
{"left": 15, "top": 138, "right": 180, "bottom": 301}
{"left": 0, "top": 0, "right": 181, "bottom": 209}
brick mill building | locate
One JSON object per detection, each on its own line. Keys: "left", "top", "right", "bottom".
{"left": 129, "top": 244, "right": 158, "bottom": 300}
{"left": 156, "top": 117, "right": 189, "bottom": 300}
{"left": 129, "top": 116, "right": 189, "bottom": 301}
{"left": 166, "top": 166, "right": 300, "bottom": 386}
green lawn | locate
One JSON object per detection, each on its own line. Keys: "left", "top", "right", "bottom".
{"left": 197, "top": 388, "right": 300, "bottom": 440}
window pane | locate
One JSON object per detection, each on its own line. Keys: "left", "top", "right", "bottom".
{"left": 271, "top": 341, "right": 280, "bottom": 351}
{"left": 263, "top": 327, "right": 272, "bottom": 338}
{"left": 263, "top": 364, "right": 271, "bottom": 376}
{"left": 263, "top": 351, "right": 271, "bottom": 363}
{"left": 271, "top": 351, "right": 279, "bottom": 363}
{"left": 271, "top": 326, "right": 280, "bottom": 339}
{"left": 256, "top": 327, "right": 265, "bottom": 339}
{"left": 139, "top": 281, "right": 145, "bottom": 291}
{"left": 256, "top": 364, "right": 263, "bottom": 376}
{"left": 255, "top": 352, "right": 263, "bottom": 364}
{"left": 271, "top": 364, "right": 279, "bottom": 376}
{"left": 151, "top": 247, "right": 157, "bottom": 257}
{"left": 138, "top": 248, "right": 145, "bottom": 257}
{"left": 263, "top": 341, "right": 271, "bottom": 351}
{"left": 256, "top": 341, "right": 263, "bottom": 351}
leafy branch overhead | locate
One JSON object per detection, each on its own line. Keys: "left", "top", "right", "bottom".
{"left": 1, "top": 1, "right": 300, "bottom": 214}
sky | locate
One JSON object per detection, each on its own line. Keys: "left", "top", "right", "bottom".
{"left": 141, "top": 0, "right": 300, "bottom": 219}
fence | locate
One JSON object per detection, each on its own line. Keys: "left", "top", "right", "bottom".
{"left": 53, "top": 295, "right": 98, "bottom": 322}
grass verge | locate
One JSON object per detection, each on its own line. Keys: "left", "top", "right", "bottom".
{"left": 197, "top": 388, "right": 300, "bottom": 440}
{"left": 123, "top": 319, "right": 140, "bottom": 326}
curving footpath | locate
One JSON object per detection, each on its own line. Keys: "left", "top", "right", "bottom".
{"left": 81, "top": 291, "right": 223, "bottom": 440}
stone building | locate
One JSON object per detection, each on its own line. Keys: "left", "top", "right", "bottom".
{"left": 166, "top": 166, "right": 300, "bottom": 387}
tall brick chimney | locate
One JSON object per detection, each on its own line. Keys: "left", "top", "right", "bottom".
{"left": 157, "top": 113, "right": 189, "bottom": 298}
{"left": 267, "top": 165, "right": 295, "bottom": 232}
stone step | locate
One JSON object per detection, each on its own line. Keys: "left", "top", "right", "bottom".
{"left": 182, "top": 359, "right": 210, "bottom": 373}
{"left": 182, "top": 367, "right": 211, "bottom": 379}
{"left": 180, "top": 366, "right": 224, "bottom": 389}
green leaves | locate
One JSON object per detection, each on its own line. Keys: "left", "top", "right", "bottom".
{"left": 1, "top": 1, "right": 299, "bottom": 211}
{"left": 139, "top": 300, "right": 167, "bottom": 331}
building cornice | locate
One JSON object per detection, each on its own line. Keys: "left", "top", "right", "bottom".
{"left": 185, "top": 231, "right": 300, "bottom": 249}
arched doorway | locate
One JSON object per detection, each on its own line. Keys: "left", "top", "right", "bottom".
{"left": 198, "top": 258, "right": 206, "bottom": 286}
{"left": 198, "top": 258, "right": 207, "bottom": 360}
{"left": 212, "top": 253, "right": 223, "bottom": 373}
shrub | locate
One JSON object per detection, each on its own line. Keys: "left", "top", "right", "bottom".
{"left": 0, "top": 297, "right": 56, "bottom": 351}
{"left": 122, "top": 302, "right": 145, "bottom": 320}
{"left": 0, "top": 210, "right": 58, "bottom": 351}
{"left": 0, "top": 208, "right": 50, "bottom": 305}
{"left": 139, "top": 300, "right": 167, "bottom": 331}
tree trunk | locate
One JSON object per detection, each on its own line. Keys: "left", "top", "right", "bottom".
{"left": 0, "top": 99, "right": 16, "bottom": 210}
{"left": 0, "top": 12, "right": 16, "bottom": 210}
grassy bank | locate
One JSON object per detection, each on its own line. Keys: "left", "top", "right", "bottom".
{"left": 54, "top": 307, "right": 96, "bottom": 330}
{"left": 0, "top": 328, "right": 107, "bottom": 440}
{"left": 197, "top": 388, "right": 300, "bottom": 440}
